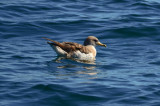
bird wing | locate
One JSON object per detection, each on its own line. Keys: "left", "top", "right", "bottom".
{"left": 43, "top": 37, "right": 90, "bottom": 54}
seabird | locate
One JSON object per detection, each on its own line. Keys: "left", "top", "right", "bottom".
{"left": 43, "top": 36, "right": 106, "bottom": 61}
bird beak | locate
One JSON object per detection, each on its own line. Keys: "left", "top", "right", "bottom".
{"left": 96, "top": 42, "right": 107, "bottom": 47}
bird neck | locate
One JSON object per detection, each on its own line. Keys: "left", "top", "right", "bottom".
{"left": 86, "top": 45, "right": 97, "bottom": 57}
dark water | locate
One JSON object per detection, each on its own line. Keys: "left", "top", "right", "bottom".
{"left": 1, "top": 0, "right": 160, "bottom": 105}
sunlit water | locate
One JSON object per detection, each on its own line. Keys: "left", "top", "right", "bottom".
{"left": 0, "top": 0, "right": 160, "bottom": 105}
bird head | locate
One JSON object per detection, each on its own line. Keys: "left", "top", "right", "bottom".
{"left": 84, "top": 36, "right": 106, "bottom": 47}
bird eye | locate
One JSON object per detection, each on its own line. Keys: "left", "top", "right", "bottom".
{"left": 94, "top": 39, "right": 98, "bottom": 42}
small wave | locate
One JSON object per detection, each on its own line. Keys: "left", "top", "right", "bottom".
{"left": 149, "top": 61, "right": 160, "bottom": 65}
{"left": 142, "top": 73, "right": 158, "bottom": 77}
{"left": 12, "top": 55, "right": 37, "bottom": 60}
{"left": 103, "top": 25, "right": 159, "bottom": 38}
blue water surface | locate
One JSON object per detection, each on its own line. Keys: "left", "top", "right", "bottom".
{"left": 0, "top": 0, "right": 160, "bottom": 106}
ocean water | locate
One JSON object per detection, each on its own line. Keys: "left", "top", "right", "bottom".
{"left": 0, "top": 0, "right": 160, "bottom": 105}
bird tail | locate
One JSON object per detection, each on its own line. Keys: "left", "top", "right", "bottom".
{"left": 42, "top": 37, "right": 62, "bottom": 47}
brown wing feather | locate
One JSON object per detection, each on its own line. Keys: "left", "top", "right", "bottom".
{"left": 42, "top": 37, "right": 63, "bottom": 46}
{"left": 61, "top": 42, "right": 83, "bottom": 53}
{"left": 43, "top": 37, "right": 90, "bottom": 54}
{"left": 62, "top": 42, "right": 91, "bottom": 54}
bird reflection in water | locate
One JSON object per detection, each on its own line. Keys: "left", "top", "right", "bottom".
{"left": 48, "top": 57, "right": 99, "bottom": 79}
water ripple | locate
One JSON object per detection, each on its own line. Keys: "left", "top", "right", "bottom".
{"left": 1, "top": 0, "right": 160, "bottom": 106}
